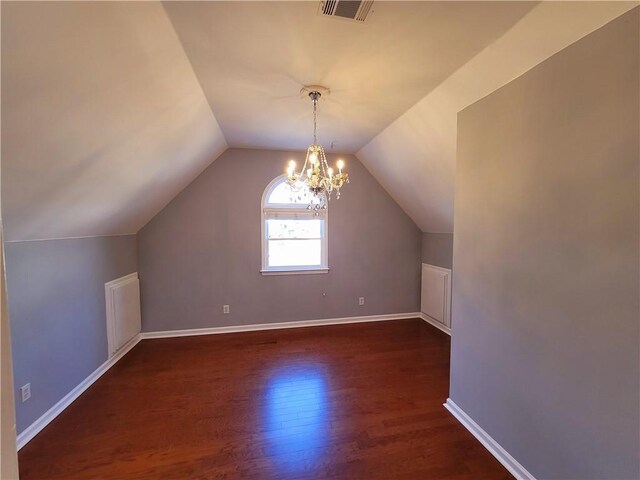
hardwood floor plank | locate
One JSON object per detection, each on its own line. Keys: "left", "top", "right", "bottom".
{"left": 18, "top": 319, "right": 512, "bottom": 479}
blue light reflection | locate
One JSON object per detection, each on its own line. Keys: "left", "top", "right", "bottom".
{"left": 262, "top": 364, "right": 329, "bottom": 473}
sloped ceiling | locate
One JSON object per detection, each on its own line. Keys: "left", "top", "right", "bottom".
{"left": 163, "top": 1, "right": 536, "bottom": 153}
{"left": 1, "top": 2, "right": 227, "bottom": 242}
{"left": 2, "top": 1, "right": 636, "bottom": 241}
{"left": 357, "top": 1, "right": 639, "bottom": 233}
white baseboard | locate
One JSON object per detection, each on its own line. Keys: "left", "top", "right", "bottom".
{"left": 420, "top": 312, "right": 451, "bottom": 335}
{"left": 444, "top": 398, "right": 535, "bottom": 480}
{"left": 141, "top": 312, "right": 422, "bottom": 339}
{"left": 16, "top": 334, "right": 141, "bottom": 450}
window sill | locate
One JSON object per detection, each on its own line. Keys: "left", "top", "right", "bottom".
{"left": 260, "top": 268, "right": 329, "bottom": 276}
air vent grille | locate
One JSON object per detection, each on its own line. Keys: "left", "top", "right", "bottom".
{"left": 319, "top": 0, "right": 374, "bottom": 23}
{"left": 321, "top": 0, "right": 337, "bottom": 16}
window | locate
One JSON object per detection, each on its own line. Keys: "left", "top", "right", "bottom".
{"left": 261, "top": 175, "right": 328, "bottom": 274}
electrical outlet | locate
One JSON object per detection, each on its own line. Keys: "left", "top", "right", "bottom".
{"left": 20, "top": 383, "right": 31, "bottom": 403}
{"left": 223, "top": 304, "right": 230, "bottom": 314}
{"left": 358, "top": 297, "right": 365, "bottom": 306}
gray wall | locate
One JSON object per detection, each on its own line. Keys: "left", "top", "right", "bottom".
{"left": 4, "top": 235, "right": 137, "bottom": 434}
{"left": 452, "top": 9, "right": 639, "bottom": 480}
{"left": 421, "top": 232, "right": 453, "bottom": 269}
{"left": 138, "top": 148, "right": 421, "bottom": 332}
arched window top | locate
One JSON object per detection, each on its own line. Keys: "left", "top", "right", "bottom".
{"left": 263, "top": 175, "right": 313, "bottom": 207}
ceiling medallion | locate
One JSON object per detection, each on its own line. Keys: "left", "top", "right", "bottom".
{"left": 285, "top": 86, "right": 349, "bottom": 215}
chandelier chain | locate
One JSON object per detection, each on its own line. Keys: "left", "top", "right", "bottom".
{"left": 312, "top": 95, "right": 318, "bottom": 145}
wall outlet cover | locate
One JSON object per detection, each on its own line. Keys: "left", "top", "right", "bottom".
{"left": 21, "top": 383, "right": 31, "bottom": 402}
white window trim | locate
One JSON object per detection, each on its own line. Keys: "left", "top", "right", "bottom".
{"left": 261, "top": 175, "right": 329, "bottom": 275}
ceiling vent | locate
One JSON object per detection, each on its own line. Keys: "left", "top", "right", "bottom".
{"left": 319, "top": 0, "right": 374, "bottom": 23}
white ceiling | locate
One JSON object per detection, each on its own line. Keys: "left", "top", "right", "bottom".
{"left": 1, "top": 2, "right": 226, "bottom": 241}
{"left": 2, "top": 1, "right": 636, "bottom": 241}
{"left": 163, "top": 1, "right": 537, "bottom": 153}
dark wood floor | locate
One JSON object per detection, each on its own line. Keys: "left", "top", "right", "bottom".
{"left": 19, "top": 319, "right": 512, "bottom": 479}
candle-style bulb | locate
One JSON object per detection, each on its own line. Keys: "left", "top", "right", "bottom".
{"left": 337, "top": 159, "right": 344, "bottom": 173}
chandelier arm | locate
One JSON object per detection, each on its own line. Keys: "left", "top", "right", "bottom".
{"left": 300, "top": 155, "right": 309, "bottom": 181}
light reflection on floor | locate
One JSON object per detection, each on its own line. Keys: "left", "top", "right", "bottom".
{"left": 262, "top": 363, "right": 329, "bottom": 473}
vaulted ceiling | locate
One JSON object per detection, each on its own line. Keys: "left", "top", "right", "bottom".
{"left": 2, "top": 1, "right": 636, "bottom": 241}
{"left": 357, "top": 1, "right": 638, "bottom": 232}
{"left": 163, "top": 1, "right": 535, "bottom": 152}
{"left": 1, "top": 2, "right": 226, "bottom": 242}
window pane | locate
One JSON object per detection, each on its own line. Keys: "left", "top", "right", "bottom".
{"left": 268, "top": 181, "right": 313, "bottom": 205}
{"left": 268, "top": 239, "right": 321, "bottom": 267}
{"left": 267, "top": 219, "right": 321, "bottom": 239}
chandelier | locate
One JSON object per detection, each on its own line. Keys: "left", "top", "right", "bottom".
{"left": 286, "top": 87, "right": 349, "bottom": 215}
